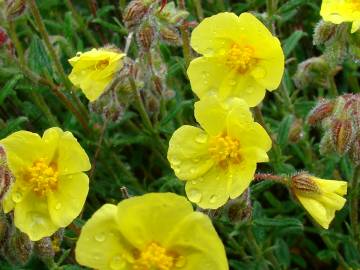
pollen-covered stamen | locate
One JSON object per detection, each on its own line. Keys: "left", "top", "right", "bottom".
{"left": 226, "top": 44, "right": 256, "bottom": 73}
{"left": 209, "top": 134, "right": 241, "bottom": 167}
{"left": 133, "top": 242, "right": 175, "bottom": 270}
{"left": 95, "top": 59, "right": 110, "bottom": 70}
{"left": 27, "top": 158, "right": 58, "bottom": 197}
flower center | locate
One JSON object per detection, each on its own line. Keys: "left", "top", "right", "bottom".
{"left": 26, "top": 158, "right": 58, "bottom": 197}
{"left": 133, "top": 243, "right": 175, "bottom": 270}
{"left": 226, "top": 44, "right": 256, "bottom": 73}
{"left": 209, "top": 134, "right": 241, "bottom": 167}
{"left": 95, "top": 59, "right": 110, "bottom": 70}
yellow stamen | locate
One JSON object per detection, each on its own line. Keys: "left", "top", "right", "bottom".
{"left": 226, "top": 44, "right": 256, "bottom": 73}
{"left": 209, "top": 134, "right": 241, "bottom": 167}
{"left": 26, "top": 158, "right": 58, "bottom": 197}
{"left": 133, "top": 243, "right": 175, "bottom": 270}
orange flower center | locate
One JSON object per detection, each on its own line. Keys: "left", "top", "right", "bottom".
{"left": 95, "top": 59, "right": 110, "bottom": 70}
{"left": 26, "top": 158, "right": 58, "bottom": 197}
{"left": 209, "top": 133, "right": 241, "bottom": 167}
{"left": 226, "top": 44, "right": 256, "bottom": 73}
{"left": 133, "top": 243, "right": 175, "bottom": 270}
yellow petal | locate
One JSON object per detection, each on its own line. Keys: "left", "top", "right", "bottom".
{"left": 228, "top": 159, "right": 257, "bottom": 199}
{"left": 14, "top": 192, "right": 58, "bottom": 241}
{"left": 313, "top": 178, "right": 348, "bottom": 195}
{"left": 48, "top": 173, "right": 89, "bottom": 227}
{"left": 115, "top": 193, "right": 194, "bottom": 249}
{"left": 190, "top": 12, "right": 242, "bottom": 56}
{"left": 167, "top": 126, "right": 214, "bottom": 181}
{"left": 56, "top": 131, "right": 91, "bottom": 175}
{"left": 227, "top": 120, "right": 272, "bottom": 152}
{"left": 165, "top": 212, "right": 229, "bottom": 270}
{"left": 351, "top": 20, "right": 360, "bottom": 33}
{"left": 76, "top": 204, "right": 131, "bottom": 270}
{"left": 185, "top": 166, "right": 230, "bottom": 209}
{"left": 194, "top": 95, "right": 252, "bottom": 135}
{"left": 296, "top": 195, "right": 331, "bottom": 229}
{"left": 0, "top": 131, "right": 45, "bottom": 176}
{"left": 187, "top": 57, "right": 230, "bottom": 100}
{"left": 42, "top": 127, "right": 63, "bottom": 163}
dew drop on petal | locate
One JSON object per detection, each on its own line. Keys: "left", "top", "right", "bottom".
{"left": 109, "top": 255, "right": 126, "bottom": 270}
{"left": 175, "top": 256, "right": 187, "bottom": 268}
{"left": 188, "top": 189, "right": 202, "bottom": 203}
{"left": 171, "top": 157, "right": 181, "bottom": 166}
{"left": 210, "top": 195, "right": 218, "bottom": 204}
{"left": 191, "top": 180, "right": 197, "bottom": 185}
{"left": 228, "top": 79, "right": 237, "bottom": 86}
{"left": 195, "top": 134, "right": 207, "bottom": 144}
{"left": 12, "top": 191, "right": 23, "bottom": 203}
{"left": 252, "top": 67, "right": 266, "bottom": 79}
{"left": 55, "top": 203, "right": 61, "bottom": 210}
{"left": 95, "top": 232, "right": 106, "bottom": 242}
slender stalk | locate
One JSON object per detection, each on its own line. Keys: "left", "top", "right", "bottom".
{"left": 266, "top": 0, "right": 277, "bottom": 34}
{"left": 329, "top": 76, "right": 339, "bottom": 97}
{"left": 193, "top": 0, "right": 204, "bottom": 20}
{"left": 254, "top": 173, "right": 289, "bottom": 186}
{"left": 29, "top": 92, "right": 59, "bottom": 126}
{"left": 216, "top": 0, "right": 226, "bottom": 11}
{"left": 89, "top": 120, "right": 108, "bottom": 181}
{"left": 350, "top": 165, "right": 360, "bottom": 249}
{"left": 7, "top": 20, "right": 25, "bottom": 65}
{"left": 178, "top": 0, "right": 192, "bottom": 67}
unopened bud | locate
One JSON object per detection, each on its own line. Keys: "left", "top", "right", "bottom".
{"left": 137, "top": 21, "right": 156, "bottom": 52}
{"left": 307, "top": 99, "right": 334, "bottom": 125}
{"left": 291, "top": 172, "right": 321, "bottom": 195}
{"left": 163, "top": 89, "right": 175, "bottom": 100}
{"left": 152, "top": 75, "right": 164, "bottom": 95}
{"left": 0, "top": 27, "right": 9, "bottom": 47}
{"left": 5, "top": 229, "right": 33, "bottom": 266}
{"left": 331, "top": 118, "right": 354, "bottom": 155}
{"left": 319, "top": 131, "right": 334, "bottom": 156}
{"left": 123, "top": 0, "right": 149, "bottom": 29}
{"left": 157, "top": 2, "right": 189, "bottom": 25}
{"left": 289, "top": 118, "right": 304, "bottom": 143}
{"left": 146, "top": 94, "right": 159, "bottom": 114}
{"left": 34, "top": 237, "right": 54, "bottom": 261}
{"left": 0, "top": 146, "right": 14, "bottom": 202}
{"left": 6, "top": 0, "right": 26, "bottom": 20}
{"left": 159, "top": 26, "right": 181, "bottom": 46}
{"left": 313, "top": 20, "right": 337, "bottom": 46}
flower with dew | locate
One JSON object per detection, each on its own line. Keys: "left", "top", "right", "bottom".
{"left": 167, "top": 94, "right": 272, "bottom": 209}
{"left": 187, "top": 12, "right": 284, "bottom": 107}
{"left": 0, "top": 127, "right": 91, "bottom": 241}
{"left": 291, "top": 173, "right": 348, "bottom": 229}
{"left": 75, "top": 193, "right": 228, "bottom": 270}
{"left": 68, "top": 48, "right": 126, "bottom": 102}
{"left": 320, "top": 0, "right": 360, "bottom": 33}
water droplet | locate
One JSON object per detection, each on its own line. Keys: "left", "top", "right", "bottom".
{"left": 252, "top": 67, "right": 266, "bottom": 79}
{"left": 171, "top": 158, "right": 181, "bottom": 166}
{"left": 210, "top": 195, "right": 218, "bottom": 204}
{"left": 55, "top": 203, "right": 61, "bottom": 210}
{"left": 175, "top": 255, "right": 187, "bottom": 268}
{"left": 228, "top": 79, "right": 236, "bottom": 86}
{"left": 95, "top": 232, "right": 106, "bottom": 242}
{"left": 204, "top": 48, "right": 214, "bottom": 55}
{"left": 76, "top": 52, "right": 82, "bottom": 57}
{"left": 190, "top": 168, "right": 195, "bottom": 174}
{"left": 174, "top": 168, "right": 181, "bottom": 175}
{"left": 245, "top": 87, "right": 254, "bottom": 94}
{"left": 188, "top": 189, "right": 202, "bottom": 203}
{"left": 12, "top": 191, "right": 23, "bottom": 203}
{"left": 195, "top": 133, "right": 207, "bottom": 144}
{"left": 191, "top": 180, "right": 197, "bottom": 185}
{"left": 202, "top": 71, "right": 210, "bottom": 78}
{"left": 110, "top": 255, "right": 126, "bottom": 270}
{"left": 193, "top": 158, "right": 200, "bottom": 163}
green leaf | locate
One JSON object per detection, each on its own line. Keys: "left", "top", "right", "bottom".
{"left": 0, "top": 74, "right": 23, "bottom": 105}
{"left": 283, "top": 30, "right": 306, "bottom": 57}
{"left": 253, "top": 217, "right": 303, "bottom": 230}
{"left": 277, "top": 115, "right": 294, "bottom": 147}
{"left": 275, "top": 239, "right": 290, "bottom": 268}
{"left": 0, "top": 117, "right": 28, "bottom": 138}
{"left": 28, "top": 36, "right": 53, "bottom": 77}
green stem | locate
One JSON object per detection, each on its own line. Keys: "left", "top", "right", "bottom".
{"left": 29, "top": 92, "right": 59, "bottom": 126}
{"left": 89, "top": 120, "right": 108, "bottom": 181}
{"left": 7, "top": 20, "right": 25, "bottom": 65}
{"left": 329, "top": 76, "right": 339, "bottom": 97}
{"left": 350, "top": 165, "right": 360, "bottom": 249}
{"left": 64, "top": 0, "right": 100, "bottom": 48}
{"left": 193, "top": 0, "right": 204, "bottom": 20}
{"left": 178, "top": 0, "right": 192, "bottom": 67}
{"left": 216, "top": 0, "right": 226, "bottom": 11}
{"left": 266, "top": 0, "right": 277, "bottom": 34}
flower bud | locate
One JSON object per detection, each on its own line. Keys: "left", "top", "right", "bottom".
{"left": 34, "top": 237, "right": 55, "bottom": 261}
{"left": 151, "top": 75, "right": 164, "bottom": 95}
{"left": 156, "top": 1, "right": 189, "bottom": 25}
{"left": 291, "top": 172, "right": 321, "bottom": 195}
{"left": 4, "top": 229, "right": 34, "bottom": 266}
{"left": 5, "top": 0, "right": 26, "bottom": 20}
{"left": 137, "top": 21, "right": 157, "bottom": 52}
{"left": 319, "top": 131, "right": 334, "bottom": 156}
{"left": 123, "top": 0, "right": 149, "bottom": 29}
{"left": 0, "top": 146, "right": 14, "bottom": 202}
{"left": 0, "top": 27, "right": 9, "bottom": 47}
{"left": 289, "top": 118, "right": 304, "bottom": 143}
{"left": 159, "top": 25, "right": 182, "bottom": 46}
{"left": 313, "top": 20, "right": 337, "bottom": 46}
{"left": 330, "top": 118, "right": 354, "bottom": 155}
{"left": 307, "top": 99, "right": 334, "bottom": 125}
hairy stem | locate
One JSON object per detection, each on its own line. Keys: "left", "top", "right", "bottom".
{"left": 351, "top": 165, "right": 360, "bottom": 249}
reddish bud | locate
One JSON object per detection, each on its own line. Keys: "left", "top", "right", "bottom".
{"left": 289, "top": 118, "right": 304, "bottom": 143}
{"left": 0, "top": 28, "right": 9, "bottom": 47}
{"left": 291, "top": 172, "right": 321, "bottom": 194}
{"left": 137, "top": 21, "right": 156, "bottom": 52}
{"left": 307, "top": 99, "right": 334, "bottom": 125}
{"left": 331, "top": 118, "right": 354, "bottom": 155}
{"left": 6, "top": 0, "right": 26, "bottom": 20}
{"left": 159, "top": 26, "right": 181, "bottom": 46}
{"left": 123, "top": 0, "right": 149, "bottom": 29}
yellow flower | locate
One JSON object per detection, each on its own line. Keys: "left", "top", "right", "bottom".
{"left": 291, "top": 173, "right": 348, "bottom": 229}
{"left": 167, "top": 95, "right": 272, "bottom": 209}
{"left": 187, "top": 12, "right": 284, "bottom": 107}
{"left": 68, "top": 48, "right": 126, "bottom": 102}
{"left": 320, "top": 0, "right": 360, "bottom": 33}
{"left": 75, "top": 193, "right": 228, "bottom": 270}
{"left": 0, "top": 127, "right": 91, "bottom": 241}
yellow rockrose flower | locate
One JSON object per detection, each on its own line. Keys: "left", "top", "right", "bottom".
{"left": 291, "top": 173, "right": 348, "bottom": 229}
{"left": 68, "top": 48, "right": 126, "bottom": 102}
{"left": 75, "top": 193, "right": 228, "bottom": 270}
{"left": 0, "top": 127, "right": 91, "bottom": 241}
{"left": 187, "top": 12, "right": 284, "bottom": 107}
{"left": 320, "top": 0, "right": 360, "bottom": 33}
{"left": 167, "top": 95, "right": 272, "bottom": 209}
